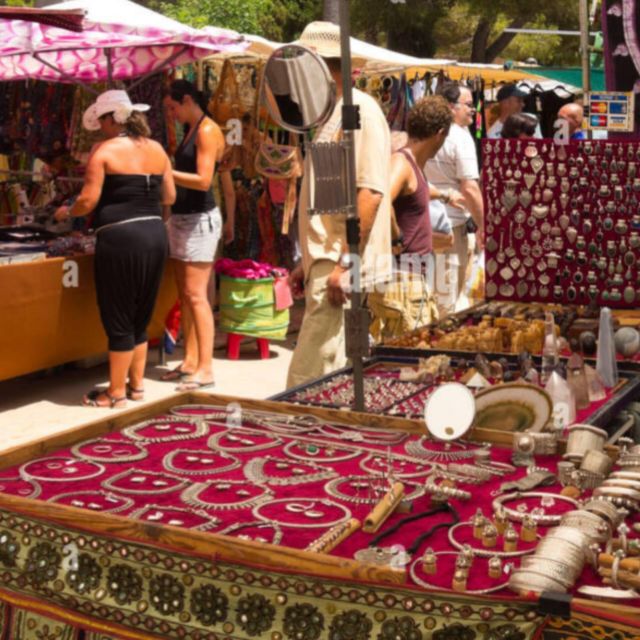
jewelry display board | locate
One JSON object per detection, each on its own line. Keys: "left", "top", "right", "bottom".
{"left": 273, "top": 356, "right": 640, "bottom": 431}
{"left": 483, "top": 139, "right": 640, "bottom": 308}
{"left": 0, "top": 393, "right": 638, "bottom": 638}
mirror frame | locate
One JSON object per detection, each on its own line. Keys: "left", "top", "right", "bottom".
{"left": 261, "top": 44, "right": 337, "bottom": 134}
{"left": 424, "top": 383, "right": 476, "bottom": 442}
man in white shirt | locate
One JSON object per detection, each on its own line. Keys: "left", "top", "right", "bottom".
{"left": 286, "top": 22, "right": 392, "bottom": 388}
{"left": 424, "top": 82, "right": 484, "bottom": 317}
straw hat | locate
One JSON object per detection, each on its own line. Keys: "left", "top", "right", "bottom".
{"left": 83, "top": 90, "right": 150, "bottom": 131}
{"left": 297, "top": 20, "right": 367, "bottom": 67}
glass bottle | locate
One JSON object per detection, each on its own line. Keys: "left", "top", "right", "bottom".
{"left": 566, "top": 352, "right": 590, "bottom": 410}
{"left": 541, "top": 311, "right": 559, "bottom": 385}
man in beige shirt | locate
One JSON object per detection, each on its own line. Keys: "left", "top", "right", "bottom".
{"left": 286, "top": 21, "right": 391, "bottom": 388}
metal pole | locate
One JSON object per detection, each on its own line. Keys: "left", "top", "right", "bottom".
{"left": 579, "top": 0, "right": 592, "bottom": 138}
{"left": 338, "top": 0, "right": 366, "bottom": 413}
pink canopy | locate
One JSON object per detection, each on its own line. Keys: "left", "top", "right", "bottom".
{"left": 0, "top": 0, "right": 247, "bottom": 83}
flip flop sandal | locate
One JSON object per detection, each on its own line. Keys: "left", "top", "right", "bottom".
{"left": 126, "top": 384, "right": 145, "bottom": 401}
{"left": 160, "top": 367, "right": 193, "bottom": 382}
{"left": 175, "top": 380, "right": 215, "bottom": 392}
{"left": 82, "top": 389, "right": 127, "bottom": 408}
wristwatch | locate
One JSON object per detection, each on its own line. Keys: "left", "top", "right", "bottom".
{"left": 338, "top": 254, "right": 352, "bottom": 269}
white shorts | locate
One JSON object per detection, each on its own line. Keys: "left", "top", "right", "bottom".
{"left": 168, "top": 209, "right": 222, "bottom": 263}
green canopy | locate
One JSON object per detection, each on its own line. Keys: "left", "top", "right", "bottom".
{"left": 518, "top": 67, "right": 605, "bottom": 91}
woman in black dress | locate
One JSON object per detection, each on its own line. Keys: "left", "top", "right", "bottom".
{"left": 54, "top": 90, "right": 176, "bottom": 408}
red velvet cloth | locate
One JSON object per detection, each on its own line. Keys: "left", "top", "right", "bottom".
{"left": 0, "top": 407, "right": 635, "bottom": 600}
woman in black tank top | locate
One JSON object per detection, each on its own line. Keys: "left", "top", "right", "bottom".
{"left": 53, "top": 90, "right": 175, "bottom": 408}
{"left": 162, "top": 80, "right": 226, "bottom": 390}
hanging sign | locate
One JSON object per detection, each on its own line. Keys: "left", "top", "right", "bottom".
{"left": 587, "top": 92, "right": 635, "bottom": 132}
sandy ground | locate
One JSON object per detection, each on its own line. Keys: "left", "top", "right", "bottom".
{"left": 0, "top": 335, "right": 296, "bottom": 452}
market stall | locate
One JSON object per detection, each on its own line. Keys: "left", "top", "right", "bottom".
{"left": 0, "top": 392, "right": 638, "bottom": 639}
{"left": 0, "top": 0, "right": 245, "bottom": 381}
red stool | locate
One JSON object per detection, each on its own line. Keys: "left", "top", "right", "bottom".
{"left": 226, "top": 333, "right": 270, "bottom": 360}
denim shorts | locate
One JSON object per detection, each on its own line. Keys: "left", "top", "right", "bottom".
{"left": 168, "top": 208, "right": 222, "bottom": 263}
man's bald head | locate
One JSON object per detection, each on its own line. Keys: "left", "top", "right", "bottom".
{"left": 558, "top": 103, "right": 584, "bottom": 135}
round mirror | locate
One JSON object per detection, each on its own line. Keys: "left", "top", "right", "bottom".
{"left": 424, "top": 383, "right": 476, "bottom": 441}
{"left": 261, "top": 44, "right": 336, "bottom": 133}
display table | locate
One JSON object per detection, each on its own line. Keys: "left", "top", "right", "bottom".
{"left": 0, "top": 393, "right": 638, "bottom": 639}
{"left": 0, "top": 255, "right": 176, "bottom": 382}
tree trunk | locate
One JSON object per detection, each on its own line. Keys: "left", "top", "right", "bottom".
{"left": 484, "top": 17, "right": 528, "bottom": 63}
{"left": 323, "top": 0, "right": 340, "bottom": 25}
{"left": 471, "top": 17, "right": 493, "bottom": 63}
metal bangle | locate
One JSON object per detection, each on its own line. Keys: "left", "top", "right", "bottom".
{"left": 492, "top": 491, "right": 579, "bottom": 526}
{"left": 611, "top": 551, "right": 624, "bottom": 589}
{"left": 478, "top": 460, "right": 517, "bottom": 475}
{"left": 409, "top": 557, "right": 509, "bottom": 595}
{"left": 508, "top": 567, "right": 569, "bottom": 595}
{"left": 448, "top": 521, "right": 539, "bottom": 558}
{"left": 583, "top": 497, "right": 624, "bottom": 529}
{"left": 519, "top": 557, "right": 580, "bottom": 588}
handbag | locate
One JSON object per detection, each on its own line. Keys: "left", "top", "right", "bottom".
{"left": 208, "top": 60, "right": 245, "bottom": 126}
{"left": 254, "top": 120, "right": 302, "bottom": 235}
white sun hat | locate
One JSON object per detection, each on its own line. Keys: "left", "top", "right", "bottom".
{"left": 82, "top": 89, "right": 150, "bottom": 131}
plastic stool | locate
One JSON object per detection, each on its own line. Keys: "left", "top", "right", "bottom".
{"left": 227, "top": 333, "right": 270, "bottom": 360}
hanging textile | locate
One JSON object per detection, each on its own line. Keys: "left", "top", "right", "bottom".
{"left": 68, "top": 84, "right": 106, "bottom": 163}
{"left": 127, "top": 73, "right": 168, "bottom": 146}
{"left": 602, "top": 0, "right": 640, "bottom": 134}
{"left": 386, "top": 73, "right": 413, "bottom": 131}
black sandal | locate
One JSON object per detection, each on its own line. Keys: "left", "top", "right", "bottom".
{"left": 126, "top": 384, "right": 145, "bottom": 401}
{"left": 160, "top": 366, "right": 193, "bottom": 382}
{"left": 82, "top": 389, "right": 127, "bottom": 408}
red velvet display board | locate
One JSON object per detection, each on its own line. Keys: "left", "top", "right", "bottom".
{"left": 0, "top": 403, "right": 634, "bottom": 599}
{"left": 482, "top": 139, "right": 640, "bottom": 308}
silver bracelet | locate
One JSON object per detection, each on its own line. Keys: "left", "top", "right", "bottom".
{"left": 409, "top": 557, "right": 509, "bottom": 594}
{"left": 492, "top": 491, "right": 579, "bottom": 525}
{"left": 448, "top": 521, "right": 539, "bottom": 558}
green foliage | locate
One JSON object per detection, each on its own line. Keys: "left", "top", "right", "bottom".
{"left": 0, "top": 0, "right": 35, "bottom": 6}
{"left": 351, "top": 0, "right": 454, "bottom": 57}
{"left": 434, "top": 0, "right": 580, "bottom": 64}
{"left": 149, "top": 0, "right": 319, "bottom": 41}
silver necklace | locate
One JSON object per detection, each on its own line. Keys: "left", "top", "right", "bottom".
{"left": 130, "top": 504, "right": 220, "bottom": 531}
{"left": 47, "top": 490, "right": 134, "bottom": 514}
{"left": 122, "top": 417, "right": 209, "bottom": 443}
{"left": 315, "top": 424, "right": 408, "bottom": 445}
{"left": 170, "top": 404, "right": 229, "bottom": 420}
{"left": 0, "top": 475, "right": 42, "bottom": 499}
{"left": 71, "top": 438, "right": 148, "bottom": 463}
{"left": 101, "top": 469, "right": 189, "bottom": 495}
{"left": 358, "top": 453, "right": 434, "bottom": 479}
{"left": 219, "top": 520, "right": 283, "bottom": 545}
{"left": 162, "top": 449, "right": 241, "bottom": 476}
{"left": 252, "top": 498, "right": 351, "bottom": 529}
{"left": 20, "top": 456, "right": 105, "bottom": 483}
{"left": 207, "top": 429, "right": 282, "bottom": 453}
{"left": 243, "top": 456, "right": 337, "bottom": 486}
{"left": 283, "top": 440, "right": 359, "bottom": 463}
{"left": 324, "top": 475, "right": 426, "bottom": 505}
{"left": 181, "top": 480, "right": 273, "bottom": 511}
{"left": 405, "top": 437, "right": 483, "bottom": 462}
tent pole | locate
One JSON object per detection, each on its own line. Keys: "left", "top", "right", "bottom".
{"left": 32, "top": 52, "right": 99, "bottom": 94}
{"left": 127, "top": 45, "right": 190, "bottom": 92}
{"left": 339, "top": 0, "right": 367, "bottom": 414}
{"left": 579, "top": 0, "right": 592, "bottom": 139}
{"left": 106, "top": 48, "right": 113, "bottom": 87}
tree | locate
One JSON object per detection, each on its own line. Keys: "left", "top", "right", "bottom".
{"left": 457, "top": 0, "right": 580, "bottom": 63}
{"left": 351, "top": 0, "right": 454, "bottom": 57}
{"left": 149, "top": 0, "right": 319, "bottom": 42}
